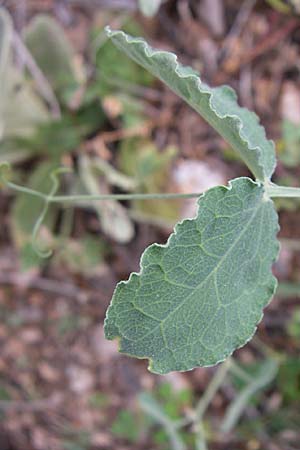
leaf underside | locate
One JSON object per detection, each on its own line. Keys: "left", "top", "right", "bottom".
{"left": 105, "top": 178, "right": 279, "bottom": 374}
{"left": 105, "top": 28, "right": 276, "bottom": 182}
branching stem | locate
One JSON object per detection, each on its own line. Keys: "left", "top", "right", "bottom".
{"left": 266, "top": 184, "right": 300, "bottom": 198}
{"left": 3, "top": 171, "right": 300, "bottom": 202}
{"left": 195, "top": 358, "right": 231, "bottom": 420}
{"left": 4, "top": 180, "right": 202, "bottom": 202}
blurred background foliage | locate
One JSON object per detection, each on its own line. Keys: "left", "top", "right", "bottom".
{"left": 0, "top": 1, "right": 300, "bottom": 450}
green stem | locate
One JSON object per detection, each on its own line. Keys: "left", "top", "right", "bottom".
{"left": 6, "top": 172, "right": 300, "bottom": 205}
{"left": 220, "top": 359, "right": 278, "bottom": 433}
{"left": 228, "top": 359, "right": 253, "bottom": 384}
{"left": 174, "top": 358, "right": 232, "bottom": 431}
{"left": 266, "top": 184, "right": 300, "bottom": 198}
{"left": 195, "top": 358, "right": 231, "bottom": 420}
{"left": 5, "top": 181, "right": 46, "bottom": 200}
{"left": 4, "top": 172, "right": 300, "bottom": 202}
{"left": 5, "top": 180, "right": 201, "bottom": 202}
{"left": 30, "top": 168, "right": 68, "bottom": 257}
{"left": 194, "top": 421, "right": 208, "bottom": 450}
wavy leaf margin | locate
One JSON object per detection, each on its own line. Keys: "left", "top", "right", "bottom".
{"left": 105, "top": 177, "right": 280, "bottom": 374}
{"left": 105, "top": 27, "right": 276, "bottom": 182}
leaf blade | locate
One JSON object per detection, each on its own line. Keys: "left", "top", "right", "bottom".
{"left": 105, "top": 28, "right": 276, "bottom": 181}
{"left": 105, "top": 177, "right": 279, "bottom": 374}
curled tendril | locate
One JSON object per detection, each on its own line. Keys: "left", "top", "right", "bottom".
{"left": 0, "top": 163, "right": 73, "bottom": 258}
{"left": 31, "top": 166, "right": 72, "bottom": 258}
{"left": 31, "top": 201, "right": 53, "bottom": 258}
{"left": 49, "top": 167, "right": 72, "bottom": 197}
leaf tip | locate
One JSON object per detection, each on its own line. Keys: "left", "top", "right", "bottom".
{"left": 104, "top": 25, "right": 113, "bottom": 37}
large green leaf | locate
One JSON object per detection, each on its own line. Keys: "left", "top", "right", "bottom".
{"left": 105, "top": 178, "right": 279, "bottom": 374}
{"left": 105, "top": 28, "right": 276, "bottom": 182}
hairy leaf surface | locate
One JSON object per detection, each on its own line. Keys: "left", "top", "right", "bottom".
{"left": 105, "top": 178, "right": 279, "bottom": 374}
{"left": 105, "top": 28, "right": 276, "bottom": 181}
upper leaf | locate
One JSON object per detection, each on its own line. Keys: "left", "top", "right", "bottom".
{"left": 105, "top": 28, "right": 276, "bottom": 182}
{"left": 105, "top": 177, "right": 279, "bottom": 374}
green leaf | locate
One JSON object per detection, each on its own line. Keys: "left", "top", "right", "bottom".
{"left": 105, "top": 178, "right": 279, "bottom": 374}
{"left": 277, "top": 358, "right": 300, "bottom": 403}
{"left": 0, "top": 138, "right": 32, "bottom": 164}
{"left": 11, "top": 161, "right": 58, "bottom": 257}
{"left": 95, "top": 21, "right": 154, "bottom": 97}
{"left": 24, "top": 15, "right": 77, "bottom": 96}
{"left": 0, "top": 9, "right": 49, "bottom": 148}
{"left": 24, "top": 117, "right": 82, "bottom": 158}
{"left": 18, "top": 101, "right": 106, "bottom": 159}
{"left": 105, "top": 28, "right": 276, "bottom": 182}
{"left": 2, "top": 67, "right": 49, "bottom": 139}
{"left": 111, "top": 410, "right": 141, "bottom": 443}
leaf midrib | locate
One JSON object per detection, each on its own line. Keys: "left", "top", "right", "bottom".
{"left": 121, "top": 192, "right": 264, "bottom": 344}
{"left": 110, "top": 32, "right": 268, "bottom": 180}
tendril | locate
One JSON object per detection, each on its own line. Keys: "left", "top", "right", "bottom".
{"left": 31, "top": 167, "right": 72, "bottom": 258}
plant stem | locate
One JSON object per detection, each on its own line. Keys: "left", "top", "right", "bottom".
{"left": 220, "top": 359, "right": 278, "bottom": 433}
{"left": 228, "top": 359, "right": 253, "bottom": 383}
{"left": 266, "top": 184, "right": 300, "bottom": 198}
{"left": 139, "top": 393, "right": 187, "bottom": 450}
{"left": 5, "top": 173, "right": 300, "bottom": 203}
{"left": 194, "top": 421, "right": 208, "bottom": 450}
{"left": 4, "top": 180, "right": 201, "bottom": 202}
{"left": 195, "top": 358, "right": 231, "bottom": 420}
